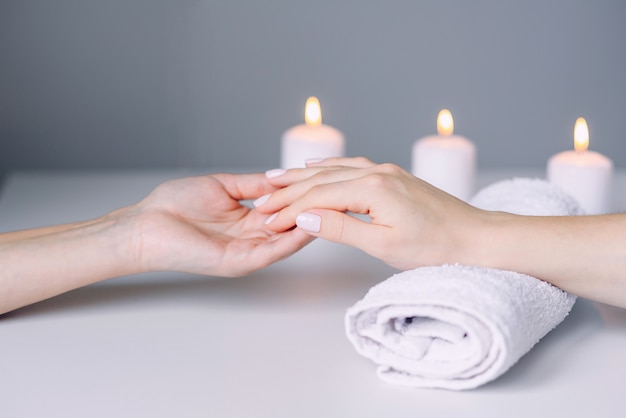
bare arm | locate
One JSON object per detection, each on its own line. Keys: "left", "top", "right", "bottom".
{"left": 0, "top": 173, "right": 312, "bottom": 315}
{"left": 478, "top": 212, "right": 626, "bottom": 307}
{"left": 0, "top": 222, "right": 95, "bottom": 244}
{"left": 0, "top": 213, "right": 137, "bottom": 314}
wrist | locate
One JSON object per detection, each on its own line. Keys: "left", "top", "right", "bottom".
{"left": 456, "top": 209, "right": 518, "bottom": 270}
{"left": 110, "top": 204, "right": 179, "bottom": 274}
{"left": 96, "top": 205, "right": 147, "bottom": 276}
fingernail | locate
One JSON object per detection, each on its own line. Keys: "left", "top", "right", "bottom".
{"left": 253, "top": 193, "right": 271, "bottom": 207}
{"left": 264, "top": 213, "right": 278, "bottom": 225}
{"left": 296, "top": 212, "right": 321, "bottom": 233}
{"left": 265, "top": 168, "right": 286, "bottom": 178}
{"left": 305, "top": 158, "right": 324, "bottom": 165}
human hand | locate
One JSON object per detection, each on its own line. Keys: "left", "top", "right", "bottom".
{"left": 255, "top": 158, "right": 487, "bottom": 270}
{"left": 0, "top": 172, "right": 315, "bottom": 314}
{"left": 126, "top": 173, "right": 314, "bottom": 277}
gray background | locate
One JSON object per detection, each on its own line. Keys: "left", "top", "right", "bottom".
{"left": 1, "top": 0, "right": 625, "bottom": 178}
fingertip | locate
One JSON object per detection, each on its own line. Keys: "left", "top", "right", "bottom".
{"left": 265, "top": 168, "right": 287, "bottom": 179}
{"left": 296, "top": 212, "right": 322, "bottom": 233}
{"left": 281, "top": 227, "right": 317, "bottom": 248}
{"left": 305, "top": 158, "right": 325, "bottom": 166}
{"left": 253, "top": 193, "right": 271, "bottom": 208}
{"left": 262, "top": 211, "right": 290, "bottom": 231}
{"left": 264, "top": 213, "right": 278, "bottom": 225}
{"left": 261, "top": 228, "right": 316, "bottom": 266}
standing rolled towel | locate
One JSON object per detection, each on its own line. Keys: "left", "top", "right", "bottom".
{"left": 345, "top": 178, "right": 582, "bottom": 390}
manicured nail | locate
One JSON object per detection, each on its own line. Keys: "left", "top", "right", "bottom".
{"left": 253, "top": 193, "right": 271, "bottom": 207}
{"left": 265, "top": 168, "right": 286, "bottom": 178}
{"left": 264, "top": 213, "right": 278, "bottom": 225}
{"left": 296, "top": 212, "right": 321, "bottom": 233}
{"left": 305, "top": 158, "right": 324, "bottom": 166}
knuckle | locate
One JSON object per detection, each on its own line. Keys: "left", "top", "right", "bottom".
{"left": 354, "top": 156, "right": 374, "bottom": 166}
{"left": 333, "top": 216, "right": 347, "bottom": 242}
{"left": 376, "top": 163, "right": 403, "bottom": 175}
{"left": 361, "top": 172, "right": 393, "bottom": 189}
{"left": 360, "top": 163, "right": 409, "bottom": 190}
{"left": 320, "top": 212, "right": 346, "bottom": 243}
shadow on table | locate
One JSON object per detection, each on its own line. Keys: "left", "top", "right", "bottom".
{"left": 1, "top": 257, "right": 398, "bottom": 320}
{"left": 480, "top": 297, "right": 620, "bottom": 391}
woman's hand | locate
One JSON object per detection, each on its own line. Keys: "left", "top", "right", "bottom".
{"left": 256, "top": 157, "right": 626, "bottom": 308}
{"left": 0, "top": 173, "right": 313, "bottom": 314}
{"left": 255, "top": 158, "right": 487, "bottom": 270}
{"left": 128, "top": 173, "right": 314, "bottom": 277}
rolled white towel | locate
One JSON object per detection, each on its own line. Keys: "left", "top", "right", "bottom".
{"left": 471, "top": 177, "right": 585, "bottom": 216}
{"left": 345, "top": 178, "right": 581, "bottom": 390}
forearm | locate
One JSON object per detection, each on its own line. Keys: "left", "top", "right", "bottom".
{"left": 0, "top": 222, "right": 96, "bottom": 244}
{"left": 0, "top": 211, "right": 140, "bottom": 314}
{"left": 472, "top": 212, "right": 626, "bottom": 307}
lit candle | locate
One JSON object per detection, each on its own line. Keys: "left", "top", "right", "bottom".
{"left": 411, "top": 109, "right": 476, "bottom": 201}
{"left": 547, "top": 117, "right": 613, "bottom": 214}
{"left": 281, "top": 97, "right": 345, "bottom": 169}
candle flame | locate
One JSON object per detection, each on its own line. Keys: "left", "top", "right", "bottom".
{"left": 437, "top": 109, "right": 454, "bottom": 136}
{"left": 305, "top": 96, "right": 322, "bottom": 126}
{"left": 574, "top": 117, "right": 589, "bottom": 152}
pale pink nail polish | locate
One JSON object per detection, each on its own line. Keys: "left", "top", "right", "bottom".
{"left": 253, "top": 193, "right": 271, "bottom": 207}
{"left": 296, "top": 212, "right": 321, "bottom": 232}
{"left": 265, "top": 168, "right": 287, "bottom": 178}
{"left": 264, "top": 213, "right": 278, "bottom": 225}
{"left": 305, "top": 158, "right": 324, "bottom": 165}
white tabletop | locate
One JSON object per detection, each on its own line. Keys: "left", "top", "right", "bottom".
{"left": 1, "top": 169, "right": 626, "bottom": 418}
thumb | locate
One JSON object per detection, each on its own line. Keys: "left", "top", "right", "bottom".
{"left": 295, "top": 209, "right": 388, "bottom": 253}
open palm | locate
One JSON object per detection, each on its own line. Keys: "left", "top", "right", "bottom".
{"left": 133, "top": 173, "right": 313, "bottom": 276}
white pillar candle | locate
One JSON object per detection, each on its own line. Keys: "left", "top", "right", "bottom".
{"left": 411, "top": 109, "right": 476, "bottom": 201}
{"left": 281, "top": 97, "right": 345, "bottom": 169}
{"left": 547, "top": 117, "right": 613, "bottom": 214}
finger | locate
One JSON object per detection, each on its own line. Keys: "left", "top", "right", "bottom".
{"left": 235, "top": 229, "right": 314, "bottom": 275}
{"left": 305, "top": 156, "right": 376, "bottom": 168}
{"left": 264, "top": 157, "right": 376, "bottom": 187}
{"left": 295, "top": 209, "right": 389, "bottom": 255}
{"left": 212, "top": 173, "right": 279, "bottom": 201}
{"left": 264, "top": 175, "right": 389, "bottom": 231}
{"left": 256, "top": 167, "right": 373, "bottom": 214}
{"left": 264, "top": 165, "right": 345, "bottom": 188}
